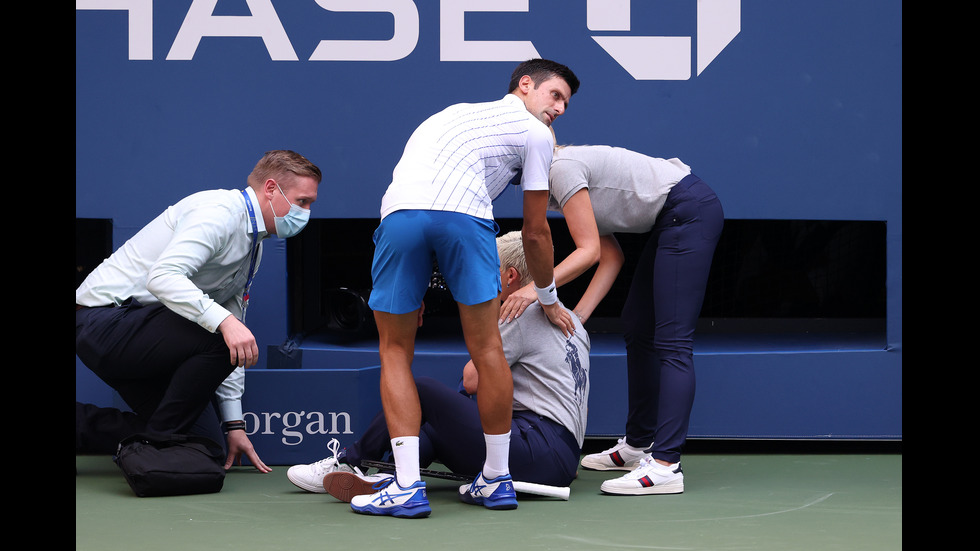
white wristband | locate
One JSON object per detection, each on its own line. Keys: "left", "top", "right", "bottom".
{"left": 534, "top": 278, "right": 558, "bottom": 305}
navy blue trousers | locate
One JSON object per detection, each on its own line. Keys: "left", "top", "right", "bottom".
{"left": 75, "top": 300, "right": 234, "bottom": 454}
{"left": 343, "top": 376, "right": 581, "bottom": 487}
{"left": 621, "top": 175, "right": 724, "bottom": 463}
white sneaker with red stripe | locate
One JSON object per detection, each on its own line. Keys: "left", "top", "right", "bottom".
{"left": 599, "top": 457, "right": 684, "bottom": 495}
{"left": 580, "top": 437, "right": 651, "bottom": 471}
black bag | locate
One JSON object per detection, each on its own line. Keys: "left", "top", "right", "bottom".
{"left": 114, "top": 433, "right": 226, "bottom": 497}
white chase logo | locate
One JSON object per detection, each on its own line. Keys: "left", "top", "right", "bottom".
{"left": 76, "top": 0, "right": 739, "bottom": 80}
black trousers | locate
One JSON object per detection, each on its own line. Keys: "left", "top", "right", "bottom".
{"left": 75, "top": 300, "right": 235, "bottom": 454}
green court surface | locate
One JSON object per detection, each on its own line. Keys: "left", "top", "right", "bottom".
{"left": 76, "top": 441, "right": 901, "bottom": 550}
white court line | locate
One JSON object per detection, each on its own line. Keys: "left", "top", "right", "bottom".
{"left": 549, "top": 493, "right": 836, "bottom": 549}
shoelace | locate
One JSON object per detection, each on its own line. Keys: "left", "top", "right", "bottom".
{"left": 311, "top": 438, "right": 342, "bottom": 476}
{"left": 626, "top": 457, "right": 680, "bottom": 480}
{"left": 468, "top": 478, "right": 488, "bottom": 496}
{"left": 625, "top": 457, "right": 657, "bottom": 479}
{"left": 369, "top": 477, "right": 420, "bottom": 505}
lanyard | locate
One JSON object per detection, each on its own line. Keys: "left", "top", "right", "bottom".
{"left": 240, "top": 190, "right": 260, "bottom": 320}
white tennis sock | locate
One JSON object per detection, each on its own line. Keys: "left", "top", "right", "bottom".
{"left": 482, "top": 431, "right": 511, "bottom": 479}
{"left": 390, "top": 436, "right": 420, "bottom": 487}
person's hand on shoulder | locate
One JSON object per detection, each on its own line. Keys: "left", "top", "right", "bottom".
{"left": 541, "top": 302, "right": 575, "bottom": 337}
{"left": 499, "top": 284, "right": 536, "bottom": 324}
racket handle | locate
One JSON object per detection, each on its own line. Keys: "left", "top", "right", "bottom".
{"left": 361, "top": 459, "right": 570, "bottom": 499}
{"left": 513, "top": 480, "right": 570, "bottom": 500}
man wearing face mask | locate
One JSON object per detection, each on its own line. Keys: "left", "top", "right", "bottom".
{"left": 75, "top": 150, "right": 321, "bottom": 475}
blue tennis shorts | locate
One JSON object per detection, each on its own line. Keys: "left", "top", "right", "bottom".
{"left": 368, "top": 210, "right": 502, "bottom": 314}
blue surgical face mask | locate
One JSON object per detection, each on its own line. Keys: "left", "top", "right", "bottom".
{"left": 271, "top": 183, "right": 310, "bottom": 238}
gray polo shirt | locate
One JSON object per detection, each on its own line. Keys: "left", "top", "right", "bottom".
{"left": 500, "top": 302, "right": 590, "bottom": 447}
{"left": 548, "top": 145, "right": 691, "bottom": 235}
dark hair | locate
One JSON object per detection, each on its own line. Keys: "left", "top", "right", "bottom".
{"left": 508, "top": 59, "right": 580, "bottom": 96}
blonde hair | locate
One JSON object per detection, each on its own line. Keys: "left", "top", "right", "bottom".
{"left": 496, "top": 231, "right": 532, "bottom": 287}
{"left": 247, "top": 150, "right": 322, "bottom": 190}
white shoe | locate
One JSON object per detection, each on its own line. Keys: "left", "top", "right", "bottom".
{"left": 600, "top": 457, "right": 684, "bottom": 495}
{"left": 287, "top": 438, "right": 359, "bottom": 493}
{"left": 581, "top": 437, "right": 652, "bottom": 471}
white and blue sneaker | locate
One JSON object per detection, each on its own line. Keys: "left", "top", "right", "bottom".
{"left": 458, "top": 472, "right": 519, "bottom": 510}
{"left": 350, "top": 477, "right": 431, "bottom": 519}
